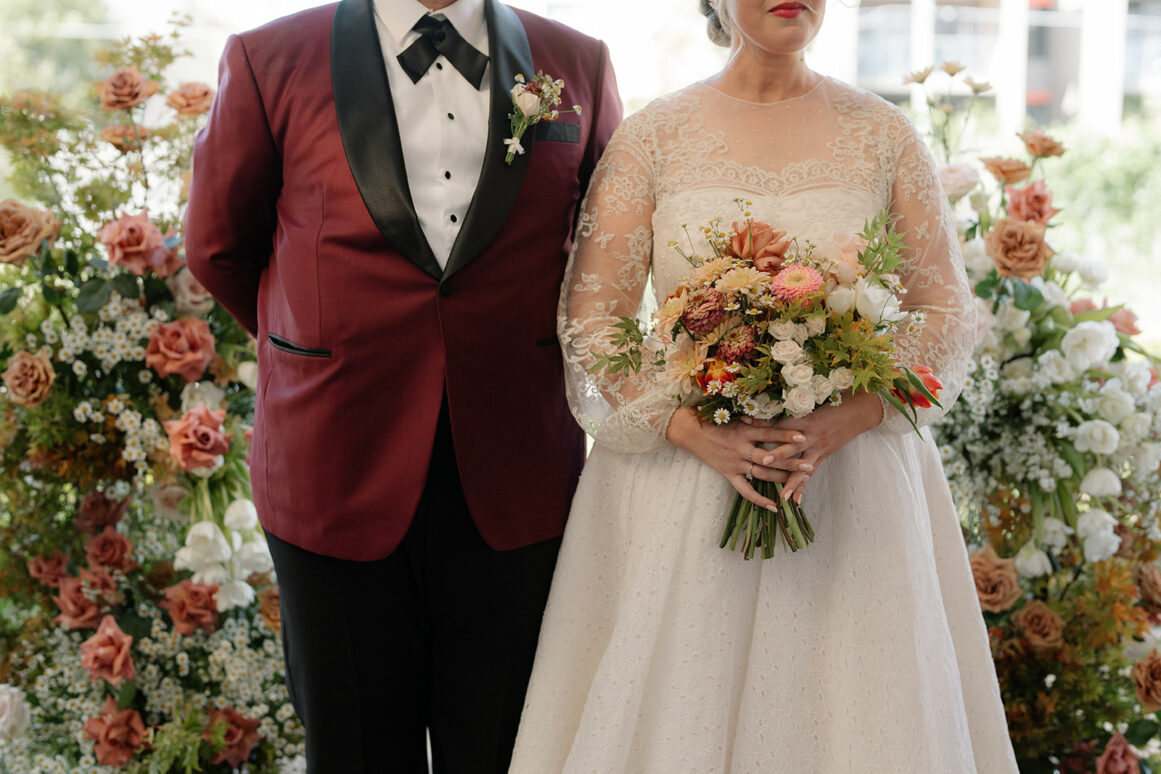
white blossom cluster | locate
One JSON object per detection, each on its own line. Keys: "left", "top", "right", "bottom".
{"left": 175, "top": 499, "right": 274, "bottom": 613}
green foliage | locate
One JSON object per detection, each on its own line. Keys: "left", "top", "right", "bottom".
{"left": 589, "top": 317, "right": 648, "bottom": 376}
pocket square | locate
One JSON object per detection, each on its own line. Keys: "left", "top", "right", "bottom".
{"left": 531, "top": 121, "right": 580, "bottom": 143}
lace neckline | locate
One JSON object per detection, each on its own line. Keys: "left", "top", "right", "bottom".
{"left": 696, "top": 75, "right": 829, "bottom": 107}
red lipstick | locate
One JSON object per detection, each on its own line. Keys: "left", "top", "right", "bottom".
{"left": 771, "top": 2, "right": 807, "bottom": 17}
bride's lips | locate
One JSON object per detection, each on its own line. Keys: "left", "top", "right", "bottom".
{"left": 771, "top": 2, "right": 808, "bottom": 17}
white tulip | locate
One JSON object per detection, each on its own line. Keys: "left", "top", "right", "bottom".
{"left": 192, "top": 563, "right": 231, "bottom": 586}
{"left": 185, "top": 520, "right": 233, "bottom": 564}
{"left": 1082, "top": 530, "right": 1122, "bottom": 564}
{"left": 825, "top": 285, "right": 857, "bottom": 316}
{"left": 0, "top": 684, "right": 31, "bottom": 739}
{"left": 224, "top": 499, "right": 259, "bottom": 532}
{"left": 1080, "top": 467, "right": 1122, "bottom": 497}
{"left": 1076, "top": 508, "right": 1117, "bottom": 541}
{"left": 234, "top": 540, "right": 274, "bottom": 575}
{"left": 216, "top": 579, "right": 256, "bottom": 612}
{"left": 1014, "top": 541, "right": 1053, "bottom": 578}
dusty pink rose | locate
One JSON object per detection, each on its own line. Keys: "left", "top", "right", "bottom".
{"left": 1070, "top": 298, "right": 1098, "bottom": 316}
{"left": 0, "top": 199, "right": 60, "bottom": 267}
{"left": 27, "top": 549, "right": 68, "bottom": 588}
{"left": 163, "top": 405, "right": 232, "bottom": 471}
{"left": 146, "top": 318, "right": 216, "bottom": 382}
{"left": 938, "top": 163, "right": 979, "bottom": 201}
{"left": 1110, "top": 308, "right": 1142, "bottom": 336}
{"left": 1011, "top": 599, "right": 1065, "bottom": 653}
{"left": 206, "top": 706, "right": 263, "bottom": 767}
{"left": 161, "top": 579, "right": 219, "bottom": 635}
{"left": 83, "top": 695, "right": 145, "bottom": 767}
{"left": 75, "top": 490, "right": 129, "bottom": 533}
{"left": 84, "top": 526, "right": 139, "bottom": 575}
{"left": 1096, "top": 732, "right": 1140, "bottom": 774}
{"left": 730, "top": 220, "right": 792, "bottom": 273}
{"left": 982, "top": 156, "right": 1032, "bottom": 184}
{"left": 1005, "top": 180, "right": 1060, "bottom": 225}
{"left": 2, "top": 350, "right": 57, "bottom": 407}
{"left": 97, "top": 210, "right": 181, "bottom": 277}
{"left": 80, "top": 615, "right": 135, "bottom": 686}
{"left": 98, "top": 66, "right": 158, "bottom": 111}
{"left": 53, "top": 576, "right": 103, "bottom": 630}
{"left": 165, "top": 82, "right": 214, "bottom": 118}
{"left": 969, "top": 545, "right": 1023, "bottom": 613}
{"left": 1020, "top": 128, "right": 1065, "bottom": 158}
{"left": 985, "top": 218, "right": 1053, "bottom": 280}
{"left": 99, "top": 124, "right": 149, "bottom": 153}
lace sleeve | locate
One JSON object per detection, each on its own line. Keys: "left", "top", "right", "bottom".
{"left": 557, "top": 117, "right": 678, "bottom": 454}
{"left": 880, "top": 115, "right": 977, "bottom": 435}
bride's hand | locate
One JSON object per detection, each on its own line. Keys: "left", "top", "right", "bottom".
{"left": 768, "top": 390, "right": 884, "bottom": 504}
{"left": 665, "top": 407, "right": 813, "bottom": 510}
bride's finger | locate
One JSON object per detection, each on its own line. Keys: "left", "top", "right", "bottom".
{"left": 729, "top": 475, "right": 779, "bottom": 511}
{"left": 747, "top": 427, "right": 806, "bottom": 449}
{"left": 747, "top": 464, "right": 791, "bottom": 483}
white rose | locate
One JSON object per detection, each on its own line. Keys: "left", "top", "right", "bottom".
{"left": 1001, "top": 357, "right": 1034, "bottom": 380}
{"left": 167, "top": 268, "right": 215, "bottom": 317}
{"left": 770, "top": 340, "right": 804, "bottom": 365}
{"left": 854, "top": 278, "right": 904, "bottom": 325}
{"left": 180, "top": 381, "right": 226, "bottom": 414}
{"left": 224, "top": 499, "right": 259, "bottom": 531}
{"left": 185, "top": 520, "right": 233, "bottom": 564}
{"left": 1029, "top": 277, "right": 1068, "bottom": 309}
{"left": 768, "top": 321, "right": 797, "bottom": 341}
{"left": 938, "top": 163, "right": 980, "bottom": 201}
{"left": 994, "top": 299, "right": 1031, "bottom": 332}
{"left": 1119, "top": 361, "right": 1153, "bottom": 398}
{"left": 234, "top": 540, "right": 274, "bottom": 575}
{"left": 825, "top": 285, "right": 857, "bottom": 316}
{"left": 1083, "top": 530, "right": 1122, "bottom": 563}
{"left": 961, "top": 237, "right": 993, "bottom": 278}
{"left": 151, "top": 482, "right": 189, "bottom": 522}
{"left": 1014, "top": 540, "right": 1053, "bottom": 578}
{"left": 1077, "top": 256, "right": 1109, "bottom": 287}
{"left": 784, "top": 384, "right": 816, "bottom": 417}
{"left": 1096, "top": 381, "right": 1136, "bottom": 425}
{"left": 0, "top": 684, "right": 31, "bottom": 739}
{"left": 829, "top": 367, "right": 854, "bottom": 391}
{"left": 515, "top": 91, "right": 541, "bottom": 117}
{"left": 192, "top": 563, "right": 231, "bottom": 586}
{"left": 1009, "top": 327, "right": 1032, "bottom": 349}
{"left": 1120, "top": 412, "right": 1153, "bottom": 445}
{"left": 1073, "top": 419, "right": 1121, "bottom": 455}
{"left": 1036, "top": 350, "right": 1074, "bottom": 385}
{"left": 1050, "top": 250, "right": 1081, "bottom": 273}
{"left": 1040, "top": 517, "right": 1074, "bottom": 554}
{"left": 236, "top": 361, "right": 259, "bottom": 390}
{"left": 215, "top": 579, "right": 256, "bottom": 612}
{"left": 1076, "top": 508, "right": 1118, "bottom": 541}
{"left": 1080, "top": 466, "right": 1123, "bottom": 497}
{"left": 781, "top": 363, "right": 814, "bottom": 387}
{"left": 810, "top": 374, "right": 834, "bottom": 404}
{"left": 1061, "top": 320, "right": 1118, "bottom": 372}
{"left": 748, "top": 393, "right": 783, "bottom": 420}
{"left": 1136, "top": 442, "right": 1161, "bottom": 476}
{"left": 805, "top": 315, "right": 827, "bottom": 336}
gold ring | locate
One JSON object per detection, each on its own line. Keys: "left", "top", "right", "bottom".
{"left": 747, "top": 447, "right": 756, "bottom": 463}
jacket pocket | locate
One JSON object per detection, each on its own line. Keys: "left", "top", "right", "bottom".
{"left": 268, "top": 333, "right": 332, "bottom": 358}
{"left": 531, "top": 121, "right": 580, "bottom": 143}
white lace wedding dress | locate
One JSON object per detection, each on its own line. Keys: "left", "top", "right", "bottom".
{"left": 509, "top": 77, "right": 1018, "bottom": 773}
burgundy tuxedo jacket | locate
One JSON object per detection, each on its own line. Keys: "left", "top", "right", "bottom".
{"left": 185, "top": 0, "right": 621, "bottom": 560}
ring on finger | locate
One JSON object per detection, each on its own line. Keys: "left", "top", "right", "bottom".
{"left": 745, "top": 462, "right": 755, "bottom": 481}
{"left": 746, "top": 446, "right": 757, "bottom": 463}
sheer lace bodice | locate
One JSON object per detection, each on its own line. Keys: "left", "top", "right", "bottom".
{"left": 560, "top": 78, "right": 974, "bottom": 452}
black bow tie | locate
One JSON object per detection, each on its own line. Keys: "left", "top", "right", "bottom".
{"left": 396, "top": 15, "right": 489, "bottom": 90}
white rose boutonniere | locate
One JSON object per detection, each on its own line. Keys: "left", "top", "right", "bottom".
{"left": 505, "top": 71, "right": 581, "bottom": 164}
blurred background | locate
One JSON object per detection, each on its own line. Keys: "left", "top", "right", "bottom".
{"left": 3, "top": 0, "right": 1160, "bottom": 342}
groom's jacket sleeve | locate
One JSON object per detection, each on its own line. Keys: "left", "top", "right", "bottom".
{"left": 582, "top": 40, "right": 622, "bottom": 206}
{"left": 185, "top": 33, "right": 281, "bottom": 337}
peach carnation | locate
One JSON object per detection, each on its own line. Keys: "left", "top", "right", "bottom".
{"left": 164, "top": 405, "right": 232, "bottom": 472}
{"left": 83, "top": 695, "right": 145, "bottom": 767}
{"left": 80, "top": 615, "right": 135, "bottom": 686}
{"left": 146, "top": 318, "right": 216, "bottom": 382}
{"left": 770, "top": 264, "right": 824, "bottom": 302}
{"left": 97, "top": 210, "right": 180, "bottom": 277}
{"left": 1110, "top": 308, "right": 1142, "bottom": 336}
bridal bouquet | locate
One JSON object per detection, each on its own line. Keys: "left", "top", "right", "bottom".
{"left": 592, "top": 204, "right": 941, "bottom": 559}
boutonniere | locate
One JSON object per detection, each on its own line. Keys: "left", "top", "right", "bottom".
{"left": 504, "top": 72, "right": 582, "bottom": 164}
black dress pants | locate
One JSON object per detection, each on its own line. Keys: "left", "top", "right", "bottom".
{"left": 266, "top": 408, "right": 562, "bottom": 773}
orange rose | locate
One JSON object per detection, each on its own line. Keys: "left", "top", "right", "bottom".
{"left": 97, "top": 210, "right": 180, "bottom": 277}
{"left": 163, "top": 405, "right": 232, "bottom": 471}
{"left": 26, "top": 549, "right": 68, "bottom": 588}
{"left": 80, "top": 615, "right": 136, "bottom": 686}
{"left": 969, "top": 545, "right": 1023, "bottom": 613}
{"left": 981, "top": 156, "right": 1032, "bottom": 184}
{"left": 1020, "top": 128, "right": 1065, "bottom": 158}
{"left": 83, "top": 695, "right": 146, "bottom": 767}
{"left": 166, "top": 82, "right": 214, "bottom": 118}
{"left": 161, "top": 579, "right": 219, "bottom": 635}
{"left": 75, "top": 490, "right": 129, "bottom": 533}
{"left": 54, "top": 576, "right": 103, "bottom": 630}
{"left": 84, "top": 526, "right": 139, "bottom": 575}
{"left": 1096, "top": 732, "right": 1140, "bottom": 774}
{"left": 2, "top": 350, "right": 57, "bottom": 407}
{"left": 258, "top": 586, "right": 281, "bottom": 631}
{"left": 206, "top": 706, "right": 263, "bottom": 767}
{"left": 1133, "top": 650, "right": 1161, "bottom": 711}
{"left": 730, "top": 220, "right": 792, "bottom": 273}
{"left": 146, "top": 318, "right": 216, "bottom": 383}
{"left": 98, "top": 66, "right": 158, "bottom": 111}
{"left": 0, "top": 199, "right": 60, "bottom": 267}
{"left": 1110, "top": 308, "right": 1142, "bottom": 336}
{"left": 1011, "top": 600, "right": 1065, "bottom": 653}
{"left": 1004, "top": 180, "right": 1060, "bottom": 225}
{"left": 985, "top": 218, "right": 1054, "bottom": 280}
{"left": 99, "top": 124, "right": 149, "bottom": 153}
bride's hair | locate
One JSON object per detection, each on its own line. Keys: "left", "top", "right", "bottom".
{"left": 698, "top": 0, "right": 733, "bottom": 47}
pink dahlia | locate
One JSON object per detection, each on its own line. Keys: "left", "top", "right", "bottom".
{"left": 770, "top": 265, "right": 824, "bottom": 302}
{"left": 717, "top": 325, "right": 757, "bottom": 364}
{"left": 682, "top": 287, "right": 727, "bottom": 334}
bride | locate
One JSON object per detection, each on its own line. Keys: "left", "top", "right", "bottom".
{"left": 509, "top": 1, "right": 1018, "bottom": 771}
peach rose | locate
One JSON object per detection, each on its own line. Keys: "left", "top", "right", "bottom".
{"left": 97, "top": 210, "right": 180, "bottom": 277}
{"left": 98, "top": 66, "right": 158, "bottom": 111}
{"left": 1005, "top": 180, "right": 1060, "bottom": 225}
{"left": 1020, "top": 128, "right": 1065, "bottom": 158}
{"left": 981, "top": 156, "right": 1032, "bottom": 184}
{"left": 2, "top": 350, "right": 57, "bottom": 408}
{"left": 161, "top": 579, "right": 219, "bottom": 635}
{"left": 258, "top": 586, "right": 281, "bottom": 631}
{"left": 99, "top": 124, "right": 149, "bottom": 153}
{"left": 206, "top": 706, "right": 263, "bottom": 767}
{"left": 985, "top": 218, "right": 1054, "bottom": 280}
{"left": 1070, "top": 298, "right": 1098, "bottom": 316}
{"left": 1137, "top": 564, "right": 1161, "bottom": 614}
{"left": 83, "top": 695, "right": 145, "bottom": 767}
{"left": 75, "top": 490, "right": 129, "bottom": 534}
{"left": 147, "top": 318, "right": 216, "bottom": 383}
{"left": 53, "top": 576, "right": 103, "bottom": 629}
{"left": 1011, "top": 600, "right": 1065, "bottom": 653}
{"left": 969, "top": 545, "right": 1023, "bottom": 613}
{"left": 80, "top": 615, "right": 135, "bottom": 686}
{"left": 730, "top": 220, "right": 792, "bottom": 273}
{"left": 1110, "top": 308, "right": 1142, "bottom": 336}
{"left": 84, "top": 526, "right": 139, "bottom": 575}
{"left": 164, "top": 405, "right": 232, "bottom": 472}
{"left": 1133, "top": 650, "right": 1161, "bottom": 711}
{"left": 938, "top": 163, "right": 980, "bottom": 202}
{"left": 166, "top": 82, "right": 214, "bottom": 118}
{"left": 0, "top": 199, "right": 60, "bottom": 267}
{"left": 167, "top": 268, "right": 214, "bottom": 317}
{"left": 26, "top": 549, "right": 68, "bottom": 588}
{"left": 1097, "top": 733, "right": 1141, "bottom": 774}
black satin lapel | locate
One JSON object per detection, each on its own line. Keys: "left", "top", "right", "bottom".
{"left": 332, "top": 0, "right": 441, "bottom": 279}
{"left": 442, "top": 0, "right": 535, "bottom": 279}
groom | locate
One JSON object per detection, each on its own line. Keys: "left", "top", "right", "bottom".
{"left": 184, "top": 0, "right": 620, "bottom": 769}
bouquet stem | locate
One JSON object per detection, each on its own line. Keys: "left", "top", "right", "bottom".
{"left": 719, "top": 480, "right": 813, "bottom": 560}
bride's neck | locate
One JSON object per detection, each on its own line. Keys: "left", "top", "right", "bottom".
{"left": 709, "top": 47, "right": 818, "bottom": 104}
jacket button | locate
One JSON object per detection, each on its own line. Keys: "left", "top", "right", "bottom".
{"left": 439, "top": 281, "right": 453, "bottom": 297}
